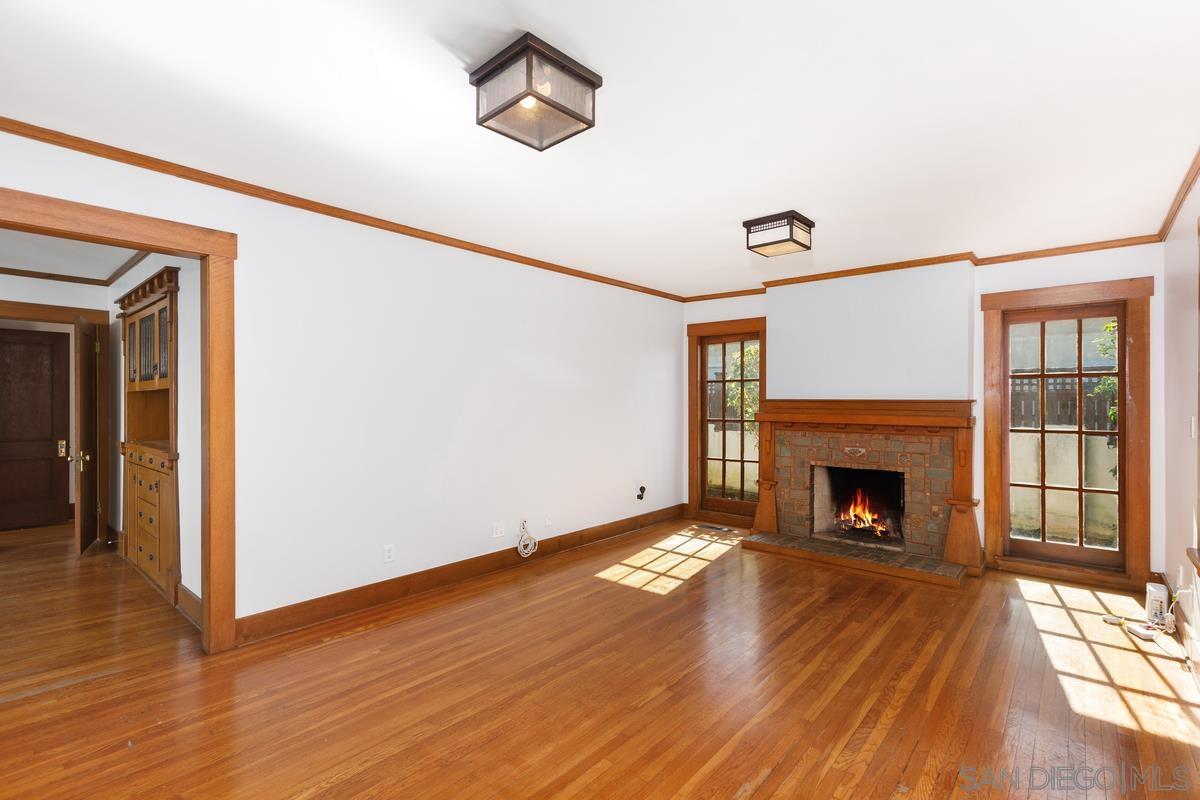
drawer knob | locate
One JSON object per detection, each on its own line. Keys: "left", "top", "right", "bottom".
{"left": 148, "top": 517, "right": 155, "bottom": 524}
{"left": 148, "top": 553, "right": 154, "bottom": 561}
{"left": 138, "top": 545, "right": 143, "bottom": 552}
{"left": 138, "top": 511, "right": 143, "bottom": 518}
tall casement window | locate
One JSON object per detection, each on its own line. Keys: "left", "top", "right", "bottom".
{"left": 982, "top": 278, "right": 1151, "bottom": 588}
{"left": 1004, "top": 304, "right": 1123, "bottom": 567}
{"left": 687, "top": 318, "right": 766, "bottom": 520}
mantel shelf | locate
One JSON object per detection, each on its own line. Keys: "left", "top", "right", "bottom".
{"left": 755, "top": 399, "right": 975, "bottom": 429}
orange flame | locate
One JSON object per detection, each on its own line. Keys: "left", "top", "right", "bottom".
{"left": 837, "top": 488, "right": 888, "bottom": 535}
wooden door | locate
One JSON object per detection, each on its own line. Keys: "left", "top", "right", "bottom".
{"left": 0, "top": 328, "right": 70, "bottom": 530}
{"left": 73, "top": 318, "right": 99, "bottom": 553}
{"left": 699, "top": 332, "right": 763, "bottom": 515}
{"left": 1001, "top": 303, "right": 1125, "bottom": 569}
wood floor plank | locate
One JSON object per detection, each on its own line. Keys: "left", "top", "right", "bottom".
{"left": 3, "top": 521, "right": 1200, "bottom": 798}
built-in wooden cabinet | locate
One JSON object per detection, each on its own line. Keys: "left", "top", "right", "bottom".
{"left": 118, "top": 267, "right": 181, "bottom": 601}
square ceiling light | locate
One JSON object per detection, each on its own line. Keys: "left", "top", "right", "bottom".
{"left": 742, "top": 211, "right": 815, "bottom": 257}
{"left": 468, "top": 33, "right": 603, "bottom": 151}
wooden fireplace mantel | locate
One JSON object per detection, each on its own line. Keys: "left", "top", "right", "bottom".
{"left": 751, "top": 398, "right": 984, "bottom": 574}
{"left": 755, "top": 398, "right": 975, "bottom": 428}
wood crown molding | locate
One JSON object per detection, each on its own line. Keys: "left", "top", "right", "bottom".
{"left": 682, "top": 287, "right": 767, "bottom": 303}
{"left": 761, "top": 252, "right": 977, "bottom": 288}
{"left": 0, "top": 116, "right": 1194, "bottom": 302}
{"left": 235, "top": 503, "right": 687, "bottom": 646}
{"left": 0, "top": 264, "right": 109, "bottom": 286}
{"left": 1159, "top": 146, "right": 1200, "bottom": 240}
{"left": 0, "top": 116, "right": 681, "bottom": 303}
{"left": 106, "top": 250, "right": 151, "bottom": 286}
{"left": 0, "top": 248, "right": 152, "bottom": 289}
{"left": 980, "top": 276, "right": 1154, "bottom": 311}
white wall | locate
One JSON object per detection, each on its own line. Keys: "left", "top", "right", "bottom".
{"left": 0, "top": 273, "right": 108, "bottom": 309}
{"left": 0, "top": 131, "right": 686, "bottom": 617}
{"left": 107, "top": 254, "right": 203, "bottom": 593}
{"left": 1161, "top": 188, "right": 1200, "bottom": 656}
{"left": 972, "top": 245, "right": 1167, "bottom": 571}
{"left": 765, "top": 262, "right": 975, "bottom": 399}
{"left": 0, "top": 319, "right": 74, "bottom": 502}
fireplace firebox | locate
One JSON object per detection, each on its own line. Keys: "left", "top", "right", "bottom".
{"left": 812, "top": 466, "right": 905, "bottom": 551}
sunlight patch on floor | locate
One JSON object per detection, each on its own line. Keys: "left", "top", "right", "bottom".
{"left": 594, "top": 525, "right": 741, "bottom": 595}
{"left": 1016, "top": 577, "right": 1200, "bottom": 746}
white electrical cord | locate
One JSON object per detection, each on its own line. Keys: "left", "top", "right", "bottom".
{"left": 517, "top": 519, "right": 538, "bottom": 558}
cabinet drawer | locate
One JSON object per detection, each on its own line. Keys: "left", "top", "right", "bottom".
{"left": 136, "top": 498, "right": 160, "bottom": 538}
{"left": 136, "top": 468, "right": 163, "bottom": 506}
{"left": 143, "top": 452, "right": 172, "bottom": 475}
{"left": 135, "top": 527, "right": 160, "bottom": 574}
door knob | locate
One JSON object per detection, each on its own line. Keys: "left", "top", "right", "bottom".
{"left": 67, "top": 451, "right": 92, "bottom": 473}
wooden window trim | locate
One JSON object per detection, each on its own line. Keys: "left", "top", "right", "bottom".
{"left": 0, "top": 186, "right": 237, "bottom": 653}
{"left": 982, "top": 279, "right": 1151, "bottom": 589}
{"left": 686, "top": 317, "right": 766, "bottom": 522}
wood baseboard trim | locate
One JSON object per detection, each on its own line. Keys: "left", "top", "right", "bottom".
{"left": 993, "top": 554, "right": 1140, "bottom": 591}
{"left": 234, "top": 503, "right": 687, "bottom": 646}
{"left": 177, "top": 585, "right": 202, "bottom": 629}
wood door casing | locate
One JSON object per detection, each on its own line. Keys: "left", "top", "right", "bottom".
{"left": 74, "top": 318, "right": 99, "bottom": 553}
{"left": 981, "top": 277, "right": 1152, "bottom": 590}
{"left": 0, "top": 328, "right": 70, "bottom": 530}
{"left": 686, "top": 317, "right": 766, "bottom": 521}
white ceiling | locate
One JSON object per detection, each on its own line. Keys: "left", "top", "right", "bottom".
{"left": 0, "top": 228, "right": 138, "bottom": 281}
{"left": 1, "top": 1, "right": 1198, "bottom": 296}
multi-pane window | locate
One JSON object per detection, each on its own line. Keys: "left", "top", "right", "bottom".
{"left": 703, "top": 335, "right": 761, "bottom": 505}
{"left": 1005, "top": 305, "right": 1122, "bottom": 567}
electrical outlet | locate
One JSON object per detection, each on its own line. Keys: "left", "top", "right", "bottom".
{"left": 545, "top": 513, "right": 552, "bottom": 528}
{"left": 492, "top": 522, "right": 505, "bottom": 538}
{"left": 383, "top": 544, "right": 395, "bottom": 563}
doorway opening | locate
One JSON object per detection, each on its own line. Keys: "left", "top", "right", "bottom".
{"left": 0, "top": 186, "right": 236, "bottom": 653}
{"left": 0, "top": 303, "right": 109, "bottom": 553}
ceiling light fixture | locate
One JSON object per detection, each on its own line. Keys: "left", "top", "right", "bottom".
{"left": 468, "top": 32, "right": 602, "bottom": 151}
{"left": 742, "top": 211, "right": 815, "bottom": 257}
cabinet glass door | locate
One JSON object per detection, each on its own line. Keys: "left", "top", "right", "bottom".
{"left": 127, "top": 320, "right": 138, "bottom": 384}
{"left": 138, "top": 312, "right": 156, "bottom": 382}
{"left": 157, "top": 306, "right": 169, "bottom": 381}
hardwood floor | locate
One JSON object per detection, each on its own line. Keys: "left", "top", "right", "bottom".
{"left": 2, "top": 520, "right": 1199, "bottom": 798}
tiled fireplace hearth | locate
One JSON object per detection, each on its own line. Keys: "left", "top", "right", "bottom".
{"left": 742, "top": 399, "right": 983, "bottom": 587}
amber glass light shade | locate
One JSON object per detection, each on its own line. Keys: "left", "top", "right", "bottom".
{"left": 742, "top": 211, "right": 815, "bottom": 257}
{"left": 469, "top": 33, "right": 602, "bottom": 151}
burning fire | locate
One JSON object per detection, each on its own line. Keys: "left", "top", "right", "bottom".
{"left": 837, "top": 488, "right": 888, "bottom": 536}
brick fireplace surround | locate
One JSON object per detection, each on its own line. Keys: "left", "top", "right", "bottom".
{"left": 744, "top": 399, "right": 983, "bottom": 584}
